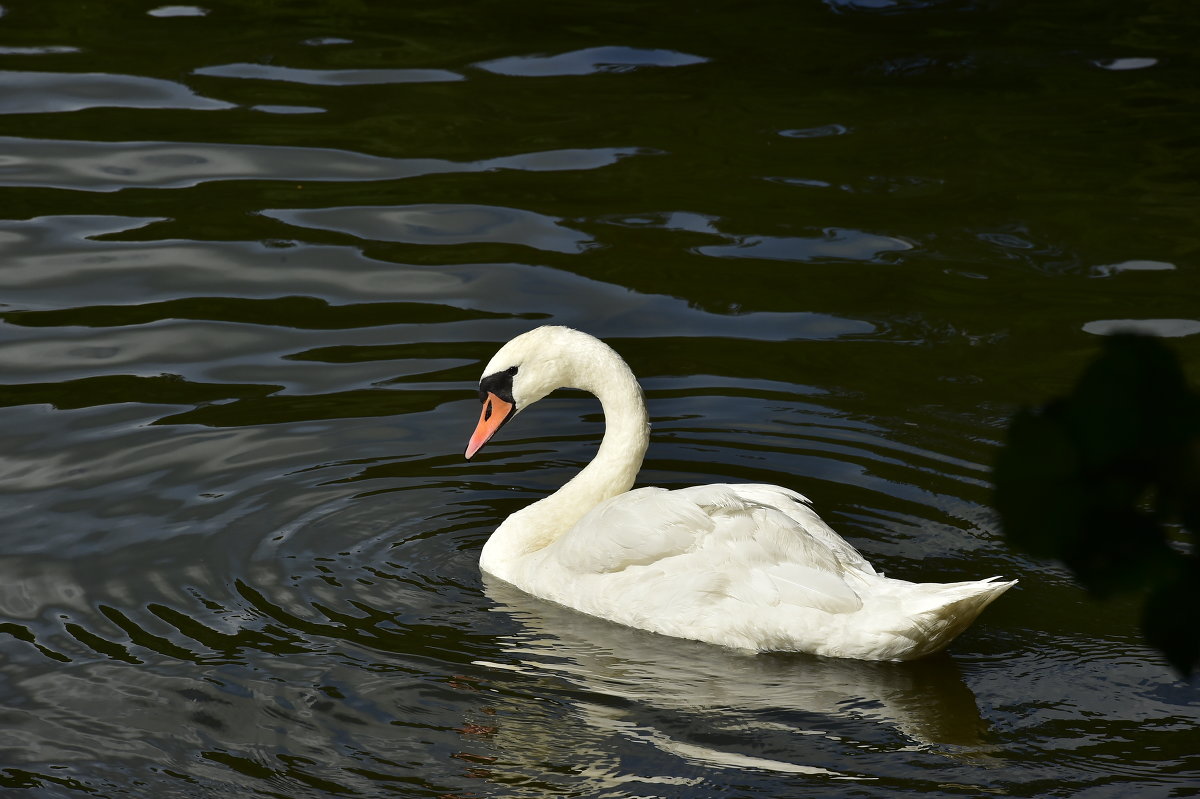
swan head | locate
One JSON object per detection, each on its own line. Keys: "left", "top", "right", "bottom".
{"left": 465, "top": 326, "right": 604, "bottom": 459}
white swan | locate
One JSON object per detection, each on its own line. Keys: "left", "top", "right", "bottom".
{"left": 465, "top": 326, "right": 1014, "bottom": 661}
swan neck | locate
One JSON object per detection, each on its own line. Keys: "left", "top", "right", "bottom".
{"left": 483, "top": 340, "right": 648, "bottom": 570}
{"left": 569, "top": 363, "right": 649, "bottom": 502}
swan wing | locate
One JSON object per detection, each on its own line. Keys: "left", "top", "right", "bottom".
{"left": 547, "top": 486, "right": 711, "bottom": 575}
{"left": 547, "top": 483, "right": 868, "bottom": 615}
{"left": 672, "top": 483, "right": 876, "bottom": 577}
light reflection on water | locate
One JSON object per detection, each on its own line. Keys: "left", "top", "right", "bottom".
{"left": 1, "top": 0, "right": 1198, "bottom": 796}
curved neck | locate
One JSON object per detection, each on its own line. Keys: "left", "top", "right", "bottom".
{"left": 481, "top": 344, "right": 649, "bottom": 570}
{"left": 555, "top": 365, "right": 650, "bottom": 515}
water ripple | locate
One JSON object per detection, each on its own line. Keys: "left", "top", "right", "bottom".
{"left": 697, "top": 229, "right": 914, "bottom": 263}
{"left": 148, "top": 5, "right": 208, "bottom": 16}
{"left": 265, "top": 204, "right": 595, "bottom": 254}
{"left": 0, "top": 45, "right": 81, "bottom": 55}
{"left": 195, "top": 62, "right": 464, "bottom": 85}
{"left": 0, "top": 136, "right": 640, "bottom": 191}
{"left": 475, "top": 46, "right": 708, "bottom": 77}
{"left": 0, "top": 71, "right": 233, "bottom": 114}
{"left": 1082, "top": 318, "right": 1200, "bottom": 338}
{"left": 601, "top": 213, "right": 914, "bottom": 263}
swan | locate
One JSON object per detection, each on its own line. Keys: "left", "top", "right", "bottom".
{"left": 465, "top": 326, "right": 1015, "bottom": 661}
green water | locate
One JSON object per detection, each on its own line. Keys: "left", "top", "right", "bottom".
{"left": 0, "top": 1, "right": 1198, "bottom": 796}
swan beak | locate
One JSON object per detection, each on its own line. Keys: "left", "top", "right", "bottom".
{"left": 466, "top": 392, "right": 516, "bottom": 459}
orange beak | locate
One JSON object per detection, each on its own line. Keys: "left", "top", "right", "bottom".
{"left": 465, "top": 392, "right": 516, "bottom": 459}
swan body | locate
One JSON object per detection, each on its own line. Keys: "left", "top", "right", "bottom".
{"left": 466, "top": 326, "right": 1014, "bottom": 661}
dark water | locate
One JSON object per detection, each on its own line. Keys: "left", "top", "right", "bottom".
{"left": 1, "top": 1, "right": 1199, "bottom": 796}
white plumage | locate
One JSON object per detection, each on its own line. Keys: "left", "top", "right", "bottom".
{"left": 466, "top": 326, "right": 1014, "bottom": 661}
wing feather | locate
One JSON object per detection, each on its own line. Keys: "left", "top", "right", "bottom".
{"left": 548, "top": 487, "right": 709, "bottom": 574}
{"left": 547, "top": 482, "right": 870, "bottom": 616}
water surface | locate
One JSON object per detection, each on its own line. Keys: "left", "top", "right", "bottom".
{"left": 1, "top": 1, "right": 1198, "bottom": 797}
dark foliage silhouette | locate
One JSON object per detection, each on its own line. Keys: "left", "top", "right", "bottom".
{"left": 994, "top": 334, "right": 1200, "bottom": 677}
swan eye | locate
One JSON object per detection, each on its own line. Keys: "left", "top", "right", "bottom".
{"left": 478, "top": 365, "right": 519, "bottom": 405}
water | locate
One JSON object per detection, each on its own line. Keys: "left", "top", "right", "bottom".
{"left": 1, "top": 1, "right": 1198, "bottom": 796}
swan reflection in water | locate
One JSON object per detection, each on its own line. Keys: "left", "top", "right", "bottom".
{"left": 478, "top": 574, "right": 994, "bottom": 781}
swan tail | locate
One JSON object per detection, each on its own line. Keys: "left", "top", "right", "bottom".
{"left": 886, "top": 577, "right": 1017, "bottom": 661}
